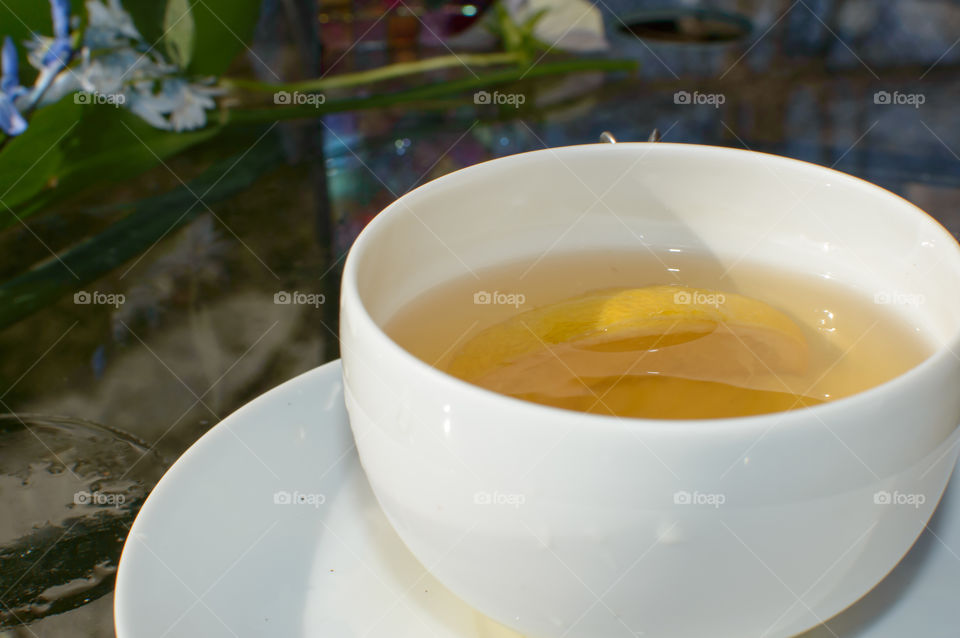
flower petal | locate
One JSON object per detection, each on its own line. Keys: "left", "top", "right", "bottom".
{"left": 1, "top": 36, "right": 19, "bottom": 94}
{"left": 166, "top": 82, "right": 219, "bottom": 131}
{"left": 41, "top": 38, "right": 73, "bottom": 70}
{"left": 509, "top": 0, "right": 609, "bottom": 52}
{"left": 50, "top": 0, "right": 71, "bottom": 40}
{"left": 35, "top": 70, "right": 82, "bottom": 106}
{"left": 0, "top": 94, "right": 27, "bottom": 136}
{"left": 125, "top": 89, "right": 173, "bottom": 129}
{"left": 85, "top": 0, "right": 142, "bottom": 48}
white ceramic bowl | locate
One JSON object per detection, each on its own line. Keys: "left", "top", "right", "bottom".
{"left": 339, "top": 143, "right": 960, "bottom": 638}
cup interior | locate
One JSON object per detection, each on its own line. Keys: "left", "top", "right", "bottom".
{"left": 350, "top": 143, "right": 960, "bottom": 371}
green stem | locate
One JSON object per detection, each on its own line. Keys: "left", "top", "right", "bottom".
{"left": 223, "top": 57, "right": 637, "bottom": 124}
{"left": 222, "top": 51, "right": 523, "bottom": 93}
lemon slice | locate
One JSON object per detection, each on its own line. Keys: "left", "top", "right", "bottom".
{"left": 447, "top": 285, "right": 809, "bottom": 387}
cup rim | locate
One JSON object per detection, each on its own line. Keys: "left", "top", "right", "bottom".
{"left": 341, "top": 142, "right": 960, "bottom": 432}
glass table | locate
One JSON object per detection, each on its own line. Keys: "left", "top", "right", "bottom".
{"left": 2, "top": 1, "right": 959, "bottom": 635}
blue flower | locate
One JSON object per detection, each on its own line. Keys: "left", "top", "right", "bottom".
{"left": 26, "top": 0, "right": 73, "bottom": 74}
{"left": 85, "top": 0, "right": 142, "bottom": 48}
{"left": 44, "top": 0, "right": 73, "bottom": 68}
{"left": 163, "top": 79, "right": 221, "bottom": 132}
{"left": 124, "top": 78, "right": 221, "bottom": 132}
{"left": 0, "top": 36, "right": 27, "bottom": 136}
{"left": 3, "top": 0, "right": 219, "bottom": 134}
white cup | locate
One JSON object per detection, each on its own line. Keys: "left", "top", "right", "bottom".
{"left": 340, "top": 143, "right": 960, "bottom": 638}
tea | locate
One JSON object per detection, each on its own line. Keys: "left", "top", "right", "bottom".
{"left": 385, "top": 250, "right": 933, "bottom": 419}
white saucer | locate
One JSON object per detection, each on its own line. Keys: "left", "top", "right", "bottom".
{"left": 115, "top": 360, "right": 960, "bottom": 638}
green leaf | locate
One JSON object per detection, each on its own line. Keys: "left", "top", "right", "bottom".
{"left": 163, "top": 0, "right": 196, "bottom": 68}
{"left": 522, "top": 8, "right": 550, "bottom": 33}
{"left": 0, "top": 98, "right": 83, "bottom": 212}
{"left": 0, "top": 134, "right": 284, "bottom": 331}
{"left": 188, "top": 0, "right": 262, "bottom": 76}
{"left": 105, "top": 0, "right": 259, "bottom": 75}
{"left": 0, "top": 99, "right": 221, "bottom": 231}
{"left": 123, "top": 2, "right": 167, "bottom": 46}
{"left": 486, "top": 2, "right": 548, "bottom": 65}
{"left": 491, "top": 3, "right": 522, "bottom": 53}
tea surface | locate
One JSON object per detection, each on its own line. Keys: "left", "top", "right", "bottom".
{"left": 385, "top": 250, "right": 932, "bottom": 419}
